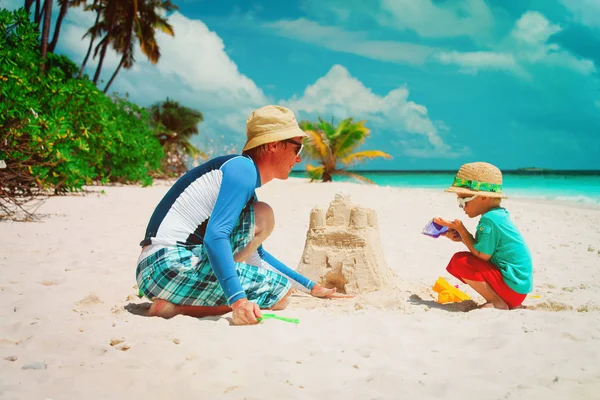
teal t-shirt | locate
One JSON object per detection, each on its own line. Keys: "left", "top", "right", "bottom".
{"left": 473, "top": 208, "right": 533, "bottom": 294}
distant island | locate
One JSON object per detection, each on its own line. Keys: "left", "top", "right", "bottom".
{"left": 517, "top": 167, "right": 550, "bottom": 172}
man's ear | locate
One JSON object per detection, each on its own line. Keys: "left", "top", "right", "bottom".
{"left": 265, "top": 142, "right": 278, "bottom": 153}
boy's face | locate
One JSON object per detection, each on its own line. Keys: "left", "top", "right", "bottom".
{"left": 457, "top": 194, "right": 489, "bottom": 218}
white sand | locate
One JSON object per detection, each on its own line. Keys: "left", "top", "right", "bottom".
{"left": 1, "top": 178, "right": 600, "bottom": 399}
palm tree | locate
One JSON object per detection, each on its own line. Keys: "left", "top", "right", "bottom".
{"left": 299, "top": 117, "right": 392, "bottom": 183}
{"left": 78, "top": 0, "right": 102, "bottom": 77}
{"left": 103, "top": 0, "right": 177, "bottom": 93}
{"left": 91, "top": 0, "right": 119, "bottom": 84}
{"left": 48, "top": 0, "right": 85, "bottom": 53}
{"left": 149, "top": 99, "right": 206, "bottom": 176}
{"left": 85, "top": 0, "right": 176, "bottom": 89}
{"left": 39, "top": 0, "right": 53, "bottom": 72}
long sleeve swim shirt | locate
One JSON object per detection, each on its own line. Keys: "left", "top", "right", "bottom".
{"left": 140, "top": 155, "right": 315, "bottom": 305}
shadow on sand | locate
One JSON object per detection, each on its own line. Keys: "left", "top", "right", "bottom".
{"left": 408, "top": 294, "right": 479, "bottom": 312}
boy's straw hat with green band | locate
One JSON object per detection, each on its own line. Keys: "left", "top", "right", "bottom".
{"left": 445, "top": 162, "right": 507, "bottom": 198}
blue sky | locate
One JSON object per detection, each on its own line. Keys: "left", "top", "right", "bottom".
{"left": 6, "top": 0, "right": 600, "bottom": 170}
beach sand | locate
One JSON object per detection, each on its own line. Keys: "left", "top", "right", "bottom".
{"left": 1, "top": 178, "right": 600, "bottom": 399}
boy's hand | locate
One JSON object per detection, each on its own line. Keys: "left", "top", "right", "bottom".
{"left": 444, "top": 228, "right": 462, "bottom": 242}
{"left": 433, "top": 217, "right": 465, "bottom": 233}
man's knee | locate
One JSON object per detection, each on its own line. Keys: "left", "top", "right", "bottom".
{"left": 270, "top": 289, "right": 292, "bottom": 310}
{"left": 254, "top": 201, "right": 275, "bottom": 237}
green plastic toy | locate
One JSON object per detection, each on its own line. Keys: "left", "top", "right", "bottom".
{"left": 257, "top": 313, "right": 300, "bottom": 324}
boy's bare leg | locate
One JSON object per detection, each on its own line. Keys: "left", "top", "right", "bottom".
{"left": 463, "top": 278, "right": 509, "bottom": 310}
{"left": 234, "top": 201, "right": 274, "bottom": 263}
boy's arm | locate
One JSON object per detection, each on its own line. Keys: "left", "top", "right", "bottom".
{"left": 454, "top": 223, "right": 492, "bottom": 261}
{"left": 434, "top": 217, "right": 492, "bottom": 261}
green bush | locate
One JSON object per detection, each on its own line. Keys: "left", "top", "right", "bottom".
{"left": 0, "top": 7, "right": 164, "bottom": 203}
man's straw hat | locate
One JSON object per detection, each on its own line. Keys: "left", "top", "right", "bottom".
{"left": 445, "top": 162, "right": 507, "bottom": 198}
{"left": 242, "top": 105, "right": 307, "bottom": 152}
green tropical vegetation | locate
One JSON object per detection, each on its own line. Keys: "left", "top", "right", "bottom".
{"left": 299, "top": 118, "right": 392, "bottom": 183}
{"left": 150, "top": 98, "right": 207, "bottom": 176}
{"left": 0, "top": 5, "right": 200, "bottom": 220}
{"left": 0, "top": 3, "right": 389, "bottom": 220}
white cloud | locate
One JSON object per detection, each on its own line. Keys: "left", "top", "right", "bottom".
{"left": 510, "top": 12, "right": 596, "bottom": 75}
{"left": 560, "top": 0, "right": 600, "bottom": 28}
{"left": 379, "top": 0, "right": 494, "bottom": 40}
{"left": 54, "top": 10, "right": 270, "bottom": 155}
{"left": 264, "top": 18, "right": 438, "bottom": 66}
{"left": 433, "top": 11, "right": 596, "bottom": 76}
{"left": 283, "top": 65, "right": 466, "bottom": 158}
{"left": 511, "top": 11, "right": 562, "bottom": 45}
{"left": 436, "top": 51, "right": 517, "bottom": 74}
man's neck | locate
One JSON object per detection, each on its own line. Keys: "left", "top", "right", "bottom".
{"left": 250, "top": 155, "right": 276, "bottom": 186}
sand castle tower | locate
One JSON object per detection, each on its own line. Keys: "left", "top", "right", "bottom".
{"left": 297, "top": 192, "right": 395, "bottom": 295}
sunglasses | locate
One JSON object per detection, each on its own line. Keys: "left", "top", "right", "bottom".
{"left": 284, "top": 139, "right": 303, "bottom": 156}
{"left": 457, "top": 195, "right": 477, "bottom": 208}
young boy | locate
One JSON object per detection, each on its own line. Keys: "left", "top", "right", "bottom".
{"left": 434, "top": 162, "right": 533, "bottom": 310}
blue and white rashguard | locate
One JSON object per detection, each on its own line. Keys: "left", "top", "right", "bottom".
{"left": 139, "top": 155, "right": 315, "bottom": 305}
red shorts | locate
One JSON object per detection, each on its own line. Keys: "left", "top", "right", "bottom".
{"left": 446, "top": 252, "right": 526, "bottom": 309}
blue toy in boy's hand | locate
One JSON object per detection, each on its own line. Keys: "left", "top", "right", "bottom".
{"left": 422, "top": 220, "right": 448, "bottom": 238}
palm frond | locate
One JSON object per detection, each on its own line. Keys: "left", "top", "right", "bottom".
{"left": 304, "top": 129, "right": 329, "bottom": 159}
{"left": 335, "top": 119, "right": 370, "bottom": 157}
{"left": 340, "top": 150, "right": 392, "bottom": 166}
{"left": 305, "top": 164, "right": 325, "bottom": 182}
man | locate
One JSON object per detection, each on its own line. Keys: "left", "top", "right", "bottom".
{"left": 136, "top": 105, "right": 350, "bottom": 325}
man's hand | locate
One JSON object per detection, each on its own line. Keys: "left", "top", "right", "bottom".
{"left": 310, "top": 283, "right": 354, "bottom": 299}
{"left": 231, "top": 298, "right": 261, "bottom": 325}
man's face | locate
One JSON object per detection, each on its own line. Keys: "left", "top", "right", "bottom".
{"left": 274, "top": 136, "right": 304, "bottom": 179}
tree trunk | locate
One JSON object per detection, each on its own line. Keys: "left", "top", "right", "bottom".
{"left": 92, "top": 40, "right": 108, "bottom": 84}
{"left": 34, "top": 0, "right": 42, "bottom": 26}
{"left": 103, "top": 56, "right": 124, "bottom": 93}
{"left": 24, "top": 0, "right": 35, "bottom": 14}
{"left": 322, "top": 170, "right": 333, "bottom": 182}
{"left": 78, "top": 8, "right": 101, "bottom": 78}
{"left": 40, "top": 0, "right": 52, "bottom": 73}
{"left": 48, "top": 0, "right": 69, "bottom": 53}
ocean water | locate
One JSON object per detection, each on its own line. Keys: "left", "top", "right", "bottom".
{"left": 289, "top": 171, "right": 600, "bottom": 206}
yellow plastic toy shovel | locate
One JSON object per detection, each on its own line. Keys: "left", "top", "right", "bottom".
{"left": 432, "top": 277, "right": 471, "bottom": 304}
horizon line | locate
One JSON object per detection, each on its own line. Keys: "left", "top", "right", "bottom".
{"left": 290, "top": 169, "right": 600, "bottom": 174}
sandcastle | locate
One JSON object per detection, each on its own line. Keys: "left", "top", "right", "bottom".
{"left": 297, "top": 192, "right": 396, "bottom": 295}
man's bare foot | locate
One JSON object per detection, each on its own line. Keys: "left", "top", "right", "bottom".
{"left": 147, "top": 299, "right": 179, "bottom": 319}
{"left": 477, "top": 301, "right": 509, "bottom": 310}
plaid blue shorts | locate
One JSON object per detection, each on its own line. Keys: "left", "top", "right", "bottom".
{"left": 136, "top": 202, "right": 292, "bottom": 308}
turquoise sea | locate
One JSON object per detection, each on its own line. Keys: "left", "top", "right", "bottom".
{"left": 289, "top": 171, "right": 600, "bottom": 206}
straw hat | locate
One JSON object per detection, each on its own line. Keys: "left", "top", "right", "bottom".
{"left": 445, "top": 162, "right": 507, "bottom": 198}
{"left": 242, "top": 105, "right": 307, "bottom": 151}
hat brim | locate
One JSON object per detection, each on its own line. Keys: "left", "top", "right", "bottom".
{"left": 445, "top": 186, "right": 507, "bottom": 198}
{"left": 242, "top": 125, "right": 308, "bottom": 152}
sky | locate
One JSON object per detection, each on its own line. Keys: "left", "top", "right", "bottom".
{"left": 5, "top": 0, "right": 600, "bottom": 170}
